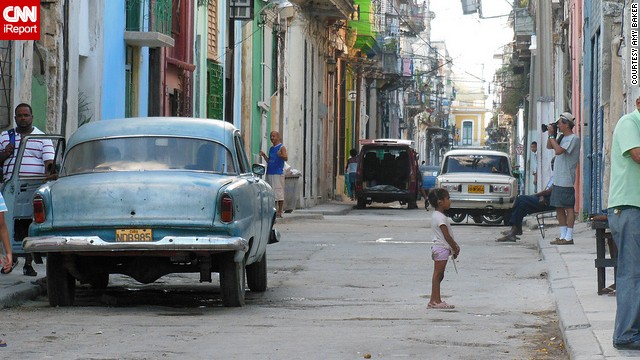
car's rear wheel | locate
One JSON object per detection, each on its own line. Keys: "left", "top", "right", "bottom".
{"left": 246, "top": 252, "right": 267, "bottom": 292}
{"left": 450, "top": 213, "right": 466, "bottom": 223}
{"left": 220, "top": 257, "right": 245, "bottom": 307}
{"left": 356, "top": 197, "right": 366, "bottom": 209}
{"left": 88, "top": 273, "right": 109, "bottom": 289}
{"left": 407, "top": 198, "right": 418, "bottom": 209}
{"left": 482, "top": 214, "right": 505, "bottom": 225}
{"left": 47, "top": 253, "right": 76, "bottom": 307}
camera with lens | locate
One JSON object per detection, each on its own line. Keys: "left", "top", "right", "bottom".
{"left": 541, "top": 121, "right": 558, "bottom": 133}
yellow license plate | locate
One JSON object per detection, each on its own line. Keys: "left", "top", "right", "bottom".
{"left": 115, "top": 229, "right": 153, "bottom": 242}
{"left": 468, "top": 185, "right": 484, "bottom": 194}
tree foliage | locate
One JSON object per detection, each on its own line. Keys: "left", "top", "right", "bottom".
{"left": 496, "top": 64, "right": 529, "bottom": 116}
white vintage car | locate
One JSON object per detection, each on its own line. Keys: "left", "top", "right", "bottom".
{"left": 435, "top": 149, "right": 516, "bottom": 225}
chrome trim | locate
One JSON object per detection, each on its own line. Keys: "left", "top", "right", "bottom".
{"left": 23, "top": 236, "right": 248, "bottom": 253}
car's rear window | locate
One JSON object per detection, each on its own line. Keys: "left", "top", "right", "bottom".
{"left": 442, "top": 154, "right": 510, "bottom": 175}
{"left": 61, "top": 137, "right": 235, "bottom": 176}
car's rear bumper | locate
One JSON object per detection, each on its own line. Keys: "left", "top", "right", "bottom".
{"left": 23, "top": 235, "right": 248, "bottom": 255}
{"left": 449, "top": 196, "right": 515, "bottom": 209}
{"left": 358, "top": 190, "right": 416, "bottom": 203}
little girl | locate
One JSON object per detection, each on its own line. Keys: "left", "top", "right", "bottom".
{"left": 427, "top": 188, "right": 460, "bottom": 309}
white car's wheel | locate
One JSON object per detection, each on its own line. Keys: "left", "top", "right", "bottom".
{"left": 482, "top": 214, "right": 504, "bottom": 225}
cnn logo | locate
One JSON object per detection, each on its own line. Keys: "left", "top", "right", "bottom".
{"left": 0, "top": 1, "right": 40, "bottom": 40}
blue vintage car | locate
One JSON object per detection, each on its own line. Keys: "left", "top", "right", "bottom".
{"left": 420, "top": 165, "right": 440, "bottom": 191}
{"left": 23, "top": 117, "right": 279, "bottom": 307}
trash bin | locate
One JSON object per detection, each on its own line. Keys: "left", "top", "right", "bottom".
{"left": 284, "top": 174, "right": 301, "bottom": 213}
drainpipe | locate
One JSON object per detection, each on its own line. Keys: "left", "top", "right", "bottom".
{"left": 61, "top": 0, "right": 69, "bottom": 137}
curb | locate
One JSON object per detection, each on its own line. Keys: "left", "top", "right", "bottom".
{"left": 0, "top": 279, "right": 45, "bottom": 309}
{"left": 538, "top": 238, "right": 605, "bottom": 359}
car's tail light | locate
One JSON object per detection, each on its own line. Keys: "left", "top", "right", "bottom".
{"left": 490, "top": 185, "right": 510, "bottom": 193}
{"left": 33, "top": 195, "right": 45, "bottom": 223}
{"left": 443, "top": 183, "right": 461, "bottom": 192}
{"left": 220, "top": 194, "right": 233, "bottom": 223}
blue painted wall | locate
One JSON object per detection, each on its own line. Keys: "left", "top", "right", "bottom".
{"left": 101, "top": 0, "right": 150, "bottom": 120}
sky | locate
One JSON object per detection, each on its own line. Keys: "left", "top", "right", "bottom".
{"left": 429, "top": 0, "right": 514, "bottom": 98}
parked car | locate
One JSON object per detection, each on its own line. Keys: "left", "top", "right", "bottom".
{"left": 435, "top": 149, "right": 516, "bottom": 225}
{"left": 420, "top": 164, "right": 440, "bottom": 208}
{"left": 420, "top": 164, "right": 440, "bottom": 192}
{"left": 23, "top": 117, "right": 280, "bottom": 307}
{"left": 355, "top": 139, "right": 420, "bottom": 209}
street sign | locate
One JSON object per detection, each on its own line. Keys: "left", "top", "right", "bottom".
{"left": 348, "top": 90, "right": 356, "bottom": 102}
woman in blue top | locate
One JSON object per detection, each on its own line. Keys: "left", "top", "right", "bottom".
{"left": 260, "top": 131, "right": 288, "bottom": 217}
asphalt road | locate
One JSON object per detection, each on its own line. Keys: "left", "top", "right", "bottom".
{"left": 0, "top": 206, "right": 567, "bottom": 359}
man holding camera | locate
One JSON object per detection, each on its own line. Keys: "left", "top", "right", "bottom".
{"left": 545, "top": 112, "right": 580, "bottom": 245}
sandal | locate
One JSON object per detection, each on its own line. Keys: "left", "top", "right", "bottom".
{"left": 600, "top": 284, "right": 615, "bottom": 294}
{"left": 427, "top": 301, "right": 455, "bottom": 309}
{"left": 1, "top": 258, "right": 19, "bottom": 275}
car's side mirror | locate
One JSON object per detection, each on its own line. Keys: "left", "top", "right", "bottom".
{"left": 252, "top": 163, "right": 266, "bottom": 177}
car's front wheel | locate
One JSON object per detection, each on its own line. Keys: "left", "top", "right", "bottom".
{"left": 220, "top": 257, "right": 245, "bottom": 307}
{"left": 47, "top": 253, "right": 76, "bottom": 307}
{"left": 246, "top": 252, "right": 267, "bottom": 292}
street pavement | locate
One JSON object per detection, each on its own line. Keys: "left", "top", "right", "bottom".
{"left": 0, "top": 201, "right": 636, "bottom": 359}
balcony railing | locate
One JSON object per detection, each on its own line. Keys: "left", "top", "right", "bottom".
{"left": 125, "top": 0, "right": 175, "bottom": 48}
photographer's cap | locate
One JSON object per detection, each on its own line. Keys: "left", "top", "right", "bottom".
{"left": 559, "top": 112, "right": 575, "bottom": 126}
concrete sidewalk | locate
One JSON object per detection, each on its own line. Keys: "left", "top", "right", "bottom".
{"left": 527, "top": 219, "right": 625, "bottom": 359}
{"left": 0, "top": 201, "right": 636, "bottom": 359}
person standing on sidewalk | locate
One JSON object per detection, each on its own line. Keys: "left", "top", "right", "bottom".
{"left": 546, "top": 112, "right": 580, "bottom": 245}
{"left": 0, "top": 103, "right": 55, "bottom": 276}
{"left": 345, "top": 149, "right": 358, "bottom": 200}
{"left": 260, "top": 130, "right": 288, "bottom": 218}
{"left": 607, "top": 96, "right": 640, "bottom": 350}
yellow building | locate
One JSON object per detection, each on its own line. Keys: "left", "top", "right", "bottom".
{"left": 447, "top": 80, "right": 490, "bottom": 147}
{"left": 450, "top": 99, "right": 489, "bottom": 147}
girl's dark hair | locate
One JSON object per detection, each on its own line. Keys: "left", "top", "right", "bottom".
{"left": 428, "top": 188, "right": 449, "bottom": 208}
{"left": 350, "top": 149, "right": 358, "bottom": 157}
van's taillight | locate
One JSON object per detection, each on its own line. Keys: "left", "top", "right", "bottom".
{"left": 221, "top": 195, "right": 233, "bottom": 223}
{"left": 33, "top": 196, "right": 45, "bottom": 223}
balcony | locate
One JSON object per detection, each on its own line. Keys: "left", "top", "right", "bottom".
{"left": 288, "top": 0, "right": 355, "bottom": 20}
{"left": 125, "top": 0, "right": 175, "bottom": 48}
{"left": 513, "top": 8, "right": 533, "bottom": 52}
{"left": 382, "top": 51, "right": 400, "bottom": 75}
